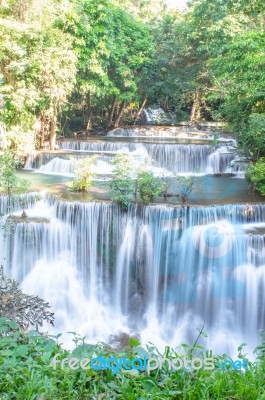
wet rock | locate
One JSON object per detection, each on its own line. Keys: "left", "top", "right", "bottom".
{"left": 8, "top": 215, "right": 50, "bottom": 224}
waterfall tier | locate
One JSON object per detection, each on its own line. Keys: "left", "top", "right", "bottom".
{"left": 107, "top": 126, "right": 234, "bottom": 141}
{"left": 1, "top": 195, "right": 265, "bottom": 356}
{"left": 25, "top": 141, "right": 242, "bottom": 176}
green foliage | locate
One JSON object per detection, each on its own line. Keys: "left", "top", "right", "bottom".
{"left": 246, "top": 158, "right": 265, "bottom": 196}
{"left": 239, "top": 113, "right": 265, "bottom": 159}
{"left": 136, "top": 170, "right": 165, "bottom": 204}
{"left": 63, "top": 0, "right": 153, "bottom": 131}
{"left": 175, "top": 176, "right": 199, "bottom": 205}
{"left": 110, "top": 154, "right": 165, "bottom": 206}
{"left": 0, "top": 267, "right": 54, "bottom": 332}
{"left": 110, "top": 154, "right": 135, "bottom": 208}
{"left": 69, "top": 155, "right": 98, "bottom": 192}
{"left": 113, "top": 0, "right": 166, "bottom": 21}
{"left": 0, "top": 323, "right": 265, "bottom": 399}
{"left": 0, "top": 0, "right": 76, "bottom": 151}
{"left": 0, "top": 151, "right": 30, "bottom": 196}
{"left": 0, "top": 0, "right": 264, "bottom": 142}
{"left": 140, "top": 0, "right": 265, "bottom": 125}
{"left": 211, "top": 31, "right": 265, "bottom": 130}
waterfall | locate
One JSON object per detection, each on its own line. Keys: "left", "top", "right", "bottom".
{"left": 25, "top": 151, "right": 117, "bottom": 177}
{"left": 143, "top": 108, "right": 171, "bottom": 125}
{"left": 27, "top": 141, "right": 239, "bottom": 175}
{"left": 107, "top": 126, "right": 236, "bottom": 144}
{"left": 148, "top": 144, "right": 223, "bottom": 173}
{"left": 1, "top": 194, "right": 265, "bottom": 356}
{"left": 0, "top": 193, "right": 40, "bottom": 215}
{"left": 59, "top": 141, "right": 136, "bottom": 152}
{"left": 206, "top": 146, "right": 237, "bottom": 174}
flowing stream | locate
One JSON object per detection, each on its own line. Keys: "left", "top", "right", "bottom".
{"left": 1, "top": 126, "right": 264, "bottom": 356}
{"left": 25, "top": 137, "right": 245, "bottom": 177}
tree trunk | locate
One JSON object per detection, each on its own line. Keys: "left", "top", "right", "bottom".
{"left": 190, "top": 90, "right": 201, "bottom": 122}
{"left": 36, "top": 115, "right": 49, "bottom": 149}
{"left": 86, "top": 116, "right": 92, "bottom": 132}
{"left": 108, "top": 97, "right": 117, "bottom": 128}
{"left": 134, "top": 97, "right": 147, "bottom": 124}
{"left": 39, "top": 116, "right": 46, "bottom": 149}
{"left": 85, "top": 92, "right": 93, "bottom": 132}
{"left": 49, "top": 118, "right": 57, "bottom": 150}
{"left": 114, "top": 101, "right": 126, "bottom": 128}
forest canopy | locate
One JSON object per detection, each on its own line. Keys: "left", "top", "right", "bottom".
{"left": 0, "top": 0, "right": 264, "bottom": 153}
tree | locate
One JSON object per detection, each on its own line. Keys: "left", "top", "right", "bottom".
{"left": 141, "top": 10, "right": 214, "bottom": 121}
{"left": 0, "top": 151, "right": 31, "bottom": 214}
{"left": 211, "top": 31, "right": 265, "bottom": 129}
{"left": 161, "top": 175, "right": 199, "bottom": 205}
{"left": 0, "top": 151, "right": 30, "bottom": 196}
{"left": 110, "top": 153, "right": 135, "bottom": 208}
{"left": 64, "top": 0, "right": 153, "bottom": 131}
{"left": 246, "top": 158, "right": 265, "bottom": 196}
{"left": 136, "top": 170, "right": 164, "bottom": 203}
{"left": 110, "top": 154, "right": 165, "bottom": 206}
{"left": 69, "top": 155, "right": 98, "bottom": 192}
{"left": 239, "top": 114, "right": 265, "bottom": 159}
{"left": 174, "top": 175, "right": 198, "bottom": 205}
{"left": 0, "top": 0, "right": 76, "bottom": 151}
{"left": 187, "top": 0, "right": 265, "bottom": 127}
{"left": 113, "top": 0, "right": 167, "bottom": 21}
{"left": 0, "top": 266, "right": 54, "bottom": 333}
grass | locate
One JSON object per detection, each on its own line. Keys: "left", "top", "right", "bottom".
{"left": 0, "top": 318, "right": 265, "bottom": 399}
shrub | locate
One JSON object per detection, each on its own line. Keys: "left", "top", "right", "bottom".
{"left": 246, "top": 158, "right": 265, "bottom": 195}
{"left": 69, "top": 155, "right": 98, "bottom": 192}
{"left": 7, "top": 126, "right": 36, "bottom": 156}
{"left": 0, "top": 324, "right": 265, "bottom": 399}
{"left": 110, "top": 155, "right": 165, "bottom": 207}
{"left": 0, "top": 151, "right": 30, "bottom": 197}
{"left": 110, "top": 154, "right": 135, "bottom": 208}
{"left": 238, "top": 113, "right": 265, "bottom": 159}
{"left": 0, "top": 267, "right": 54, "bottom": 332}
{"left": 175, "top": 176, "right": 199, "bottom": 205}
{"left": 136, "top": 170, "right": 165, "bottom": 204}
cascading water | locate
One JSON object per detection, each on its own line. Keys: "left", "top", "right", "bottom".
{"left": 25, "top": 151, "right": 117, "bottom": 177}
{"left": 0, "top": 192, "right": 39, "bottom": 215}
{"left": 143, "top": 108, "right": 172, "bottom": 125}
{"left": 206, "top": 146, "right": 239, "bottom": 174}
{"left": 1, "top": 194, "right": 265, "bottom": 356}
{"left": 3, "top": 126, "right": 259, "bottom": 356}
{"left": 107, "top": 126, "right": 236, "bottom": 142}
{"left": 26, "top": 141, "right": 241, "bottom": 176}
{"left": 59, "top": 140, "right": 136, "bottom": 152}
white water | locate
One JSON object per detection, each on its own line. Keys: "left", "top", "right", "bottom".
{"left": 107, "top": 126, "right": 235, "bottom": 143}
{"left": 5, "top": 127, "right": 258, "bottom": 355}
{"left": 1, "top": 195, "right": 265, "bottom": 356}
{"left": 143, "top": 108, "right": 172, "bottom": 125}
{"left": 26, "top": 141, "right": 244, "bottom": 177}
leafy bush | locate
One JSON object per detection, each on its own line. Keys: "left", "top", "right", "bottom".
{"left": 110, "top": 154, "right": 135, "bottom": 208}
{"left": 7, "top": 126, "right": 36, "bottom": 155}
{"left": 0, "top": 151, "right": 30, "bottom": 196}
{"left": 0, "top": 267, "right": 54, "bottom": 332}
{"left": 0, "top": 322, "right": 265, "bottom": 399}
{"left": 161, "top": 176, "right": 199, "bottom": 205}
{"left": 238, "top": 113, "right": 265, "bottom": 159}
{"left": 246, "top": 158, "right": 265, "bottom": 195}
{"left": 69, "top": 155, "right": 98, "bottom": 192}
{"left": 136, "top": 170, "right": 165, "bottom": 204}
{"left": 175, "top": 176, "right": 199, "bottom": 205}
{"left": 110, "top": 155, "right": 200, "bottom": 207}
{"left": 110, "top": 155, "right": 166, "bottom": 207}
